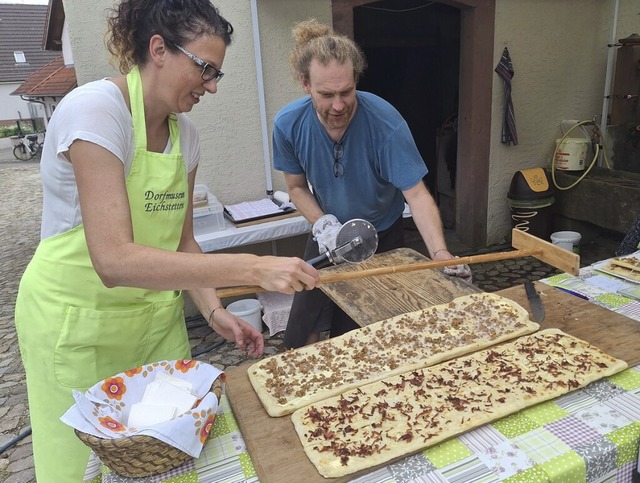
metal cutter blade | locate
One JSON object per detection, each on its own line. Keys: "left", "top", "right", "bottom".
{"left": 334, "top": 219, "right": 378, "bottom": 264}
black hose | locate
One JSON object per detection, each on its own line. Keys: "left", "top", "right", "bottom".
{"left": 0, "top": 426, "right": 32, "bottom": 455}
{"left": 192, "top": 339, "right": 227, "bottom": 357}
{"left": 186, "top": 314, "right": 228, "bottom": 356}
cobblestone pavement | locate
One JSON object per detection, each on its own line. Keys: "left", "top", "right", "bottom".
{"left": 0, "top": 149, "right": 623, "bottom": 482}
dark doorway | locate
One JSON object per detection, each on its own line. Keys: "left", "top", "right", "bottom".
{"left": 353, "top": 1, "right": 460, "bottom": 228}
{"left": 333, "top": 0, "right": 495, "bottom": 249}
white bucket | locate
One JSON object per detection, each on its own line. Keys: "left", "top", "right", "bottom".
{"left": 554, "top": 138, "right": 589, "bottom": 171}
{"left": 550, "top": 231, "right": 581, "bottom": 254}
{"left": 226, "top": 299, "right": 263, "bottom": 332}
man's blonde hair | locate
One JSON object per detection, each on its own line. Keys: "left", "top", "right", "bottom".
{"left": 289, "top": 18, "right": 367, "bottom": 84}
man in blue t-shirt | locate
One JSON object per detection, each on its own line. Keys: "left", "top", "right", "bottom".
{"left": 273, "top": 19, "right": 471, "bottom": 348}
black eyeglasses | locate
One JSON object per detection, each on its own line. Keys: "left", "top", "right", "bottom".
{"left": 333, "top": 143, "right": 344, "bottom": 178}
{"left": 170, "top": 42, "right": 224, "bottom": 83}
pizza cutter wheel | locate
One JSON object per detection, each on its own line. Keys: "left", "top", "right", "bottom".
{"left": 306, "top": 218, "right": 378, "bottom": 269}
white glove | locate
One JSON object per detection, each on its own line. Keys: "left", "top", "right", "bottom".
{"left": 443, "top": 258, "right": 473, "bottom": 284}
{"left": 312, "top": 214, "right": 342, "bottom": 254}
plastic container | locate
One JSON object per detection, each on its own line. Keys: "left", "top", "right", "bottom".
{"left": 554, "top": 138, "right": 590, "bottom": 171}
{"left": 193, "top": 193, "right": 224, "bottom": 236}
{"left": 551, "top": 231, "right": 581, "bottom": 254}
{"left": 507, "top": 168, "right": 555, "bottom": 241}
{"left": 226, "top": 299, "right": 263, "bottom": 332}
{"left": 193, "top": 184, "right": 209, "bottom": 207}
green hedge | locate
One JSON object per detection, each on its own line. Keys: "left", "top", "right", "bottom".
{"left": 0, "top": 123, "right": 37, "bottom": 139}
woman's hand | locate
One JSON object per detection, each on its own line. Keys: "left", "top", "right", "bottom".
{"left": 208, "top": 308, "right": 264, "bottom": 357}
{"left": 254, "top": 256, "right": 320, "bottom": 294}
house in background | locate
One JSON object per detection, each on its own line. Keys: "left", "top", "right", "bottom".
{"left": 11, "top": 0, "right": 76, "bottom": 130}
{"left": 11, "top": 56, "right": 77, "bottom": 130}
{"left": 0, "top": 3, "right": 61, "bottom": 129}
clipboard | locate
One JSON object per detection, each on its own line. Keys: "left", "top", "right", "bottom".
{"left": 223, "top": 198, "right": 296, "bottom": 224}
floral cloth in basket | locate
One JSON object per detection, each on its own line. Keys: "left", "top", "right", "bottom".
{"left": 61, "top": 359, "right": 224, "bottom": 457}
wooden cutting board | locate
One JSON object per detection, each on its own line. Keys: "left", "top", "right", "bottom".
{"left": 318, "top": 247, "right": 479, "bottom": 326}
{"left": 499, "top": 283, "right": 640, "bottom": 366}
{"left": 226, "top": 282, "right": 640, "bottom": 482}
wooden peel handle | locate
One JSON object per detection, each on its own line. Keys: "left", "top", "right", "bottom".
{"left": 216, "top": 248, "right": 542, "bottom": 299}
{"left": 319, "top": 248, "right": 541, "bottom": 283}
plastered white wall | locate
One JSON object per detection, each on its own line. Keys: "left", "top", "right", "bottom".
{"left": 0, "top": 83, "right": 33, "bottom": 122}
{"left": 62, "top": 0, "right": 328, "bottom": 206}
{"left": 188, "top": 0, "right": 330, "bottom": 204}
{"left": 254, "top": 0, "right": 332, "bottom": 194}
{"left": 488, "top": 0, "right": 639, "bottom": 245}
{"left": 61, "top": 0, "right": 637, "bottom": 245}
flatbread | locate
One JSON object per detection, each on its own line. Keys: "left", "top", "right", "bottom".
{"left": 292, "top": 329, "right": 627, "bottom": 478}
{"left": 248, "top": 293, "right": 538, "bottom": 416}
{"left": 599, "top": 256, "right": 640, "bottom": 282}
{"left": 610, "top": 256, "right": 640, "bottom": 270}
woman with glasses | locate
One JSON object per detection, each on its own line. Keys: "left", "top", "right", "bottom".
{"left": 273, "top": 19, "right": 471, "bottom": 349}
{"left": 14, "top": 1, "right": 318, "bottom": 481}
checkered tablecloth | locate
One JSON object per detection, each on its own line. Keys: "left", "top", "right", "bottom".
{"left": 539, "top": 251, "right": 640, "bottom": 323}
{"left": 86, "top": 367, "right": 640, "bottom": 482}
{"left": 84, "top": 394, "right": 259, "bottom": 483}
{"left": 86, "top": 254, "right": 640, "bottom": 482}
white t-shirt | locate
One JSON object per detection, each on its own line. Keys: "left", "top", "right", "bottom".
{"left": 40, "top": 79, "right": 200, "bottom": 240}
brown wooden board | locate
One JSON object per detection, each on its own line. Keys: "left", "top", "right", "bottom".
{"left": 225, "top": 283, "right": 640, "bottom": 482}
{"left": 318, "top": 247, "right": 479, "bottom": 326}
{"left": 499, "top": 282, "right": 640, "bottom": 366}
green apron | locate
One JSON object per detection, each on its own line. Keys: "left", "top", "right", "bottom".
{"left": 15, "top": 66, "right": 191, "bottom": 482}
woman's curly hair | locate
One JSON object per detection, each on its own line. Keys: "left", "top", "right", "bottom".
{"left": 105, "top": 0, "right": 233, "bottom": 74}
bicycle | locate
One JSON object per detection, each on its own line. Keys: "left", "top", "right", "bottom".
{"left": 13, "top": 131, "right": 44, "bottom": 161}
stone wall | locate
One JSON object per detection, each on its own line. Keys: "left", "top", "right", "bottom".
{"left": 553, "top": 168, "right": 640, "bottom": 235}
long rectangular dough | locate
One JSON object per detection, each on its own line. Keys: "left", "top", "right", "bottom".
{"left": 291, "top": 329, "right": 627, "bottom": 478}
{"left": 248, "top": 293, "right": 538, "bottom": 416}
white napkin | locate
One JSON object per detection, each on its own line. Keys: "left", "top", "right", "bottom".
{"left": 256, "top": 291, "right": 294, "bottom": 336}
{"left": 61, "top": 360, "right": 223, "bottom": 458}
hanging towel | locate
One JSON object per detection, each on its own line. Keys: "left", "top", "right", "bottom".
{"left": 495, "top": 47, "right": 518, "bottom": 146}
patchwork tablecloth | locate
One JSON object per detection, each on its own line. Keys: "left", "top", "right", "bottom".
{"left": 85, "top": 253, "right": 640, "bottom": 482}
{"left": 539, "top": 251, "right": 640, "bottom": 322}
{"left": 84, "top": 394, "right": 259, "bottom": 483}
{"left": 85, "top": 366, "right": 640, "bottom": 483}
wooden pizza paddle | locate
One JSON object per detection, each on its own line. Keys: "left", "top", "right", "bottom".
{"left": 216, "top": 229, "right": 579, "bottom": 298}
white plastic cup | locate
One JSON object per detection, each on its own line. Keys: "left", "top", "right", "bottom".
{"left": 226, "top": 299, "right": 263, "bottom": 332}
{"left": 550, "top": 231, "right": 582, "bottom": 254}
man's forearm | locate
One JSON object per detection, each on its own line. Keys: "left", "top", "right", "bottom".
{"left": 289, "top": 186, "right": 325, "bottom": 225}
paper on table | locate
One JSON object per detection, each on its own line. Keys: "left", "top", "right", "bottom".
{"left": 224, "top": 199, "right": 289, "bottom": 222}
{"left": 585, "top": 273, "right": 629, "bottom": 293}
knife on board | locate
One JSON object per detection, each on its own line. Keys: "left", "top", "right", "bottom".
{"left": 524, "top": 280, "right": 545, "bottom": 322}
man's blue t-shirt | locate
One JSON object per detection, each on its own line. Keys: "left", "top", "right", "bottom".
{"left": 273, "top": 91, "right": 428, "bottom": 231}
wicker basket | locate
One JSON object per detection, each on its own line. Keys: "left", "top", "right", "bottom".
{"left": 75, "top": 379, "right": 223, "bottom": 478}
{"left": 76, "top": 430, "right": 192, "bottom": 477}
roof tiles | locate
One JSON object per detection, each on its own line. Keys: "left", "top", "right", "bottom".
{"left": 0, "top": 4, "right": 62, "bottom": 83}
{"left": 11, "top": 55, "right": 76, "bottom": 97}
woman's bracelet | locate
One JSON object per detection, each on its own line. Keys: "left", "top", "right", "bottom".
{"left": 209, "top": 306, "right": 223, "bottom": 324}
{"left": 432, "top": 248, "right": 448, "bottom": 259}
